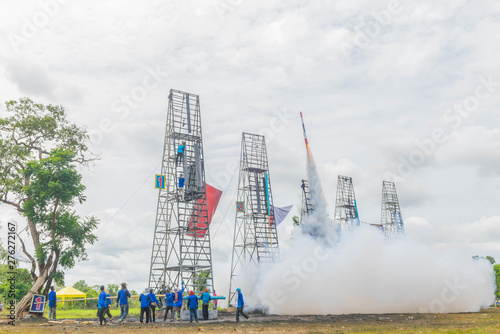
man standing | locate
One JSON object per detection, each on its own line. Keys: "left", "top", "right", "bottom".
{"left": 201, "top": 288, "right": 211, "bottom": 320}
{"left": 178, "top": 173, "right": 185, "bottom": 201}
{"left": 97, "top": 286, "right": 108, "bottom": 326}
{"left": 148, "top": 288, "right": 159, "bottom": 323}
{"left": 187, "top": 290, "right": 199, "bottom": 323}
{"left": 173, "top": 282, "right": 185, "bottom": 321}
{"left": 175, "top": 141, "right": 186, "bottom": 166}
{"left": 235, "top": 288, "right": 249, "bottom": 322}
{"left": 163, "top": 289, "right": 175, "bottom": 322}
{"left": 48, "top": 286, "right": 57, "bottom": 321}
{"left": 139, "top": 288, "right": 151, "bottom": 324}
{"left": 116, "top": 282, "right": 131, "bottom": 324}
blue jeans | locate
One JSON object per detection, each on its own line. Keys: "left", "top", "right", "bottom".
{"left": 190, "top": 308, "right": 198, "bottom": 322}
{"left": 120, "top": 304, "right": 129, "bottom": 321}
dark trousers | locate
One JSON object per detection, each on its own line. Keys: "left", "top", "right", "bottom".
{"left": 190, "top": 308, "right": 198, "bottom": 322}
{"left": 97, "top": 307, "right": 108, "bottom": 325}
{"left": 140, "top": 307, "right": 151, "bottom": 323}
{"left": 202, "top": 303, "right": 209, "bottom": 320}
{"left": 175, "top": 152, "right": 183, "bottom": 166}
{"left": 236, "top": 307, "right": 249, "bottom": 321}
{"left": 150, "top": 305, "right": 156, "bottom": 322}
{"left": 164, "top": 305, "right": 174, "bottom": 321}
{"left": 105, "top": 306, "right": 113, "bottom": 318}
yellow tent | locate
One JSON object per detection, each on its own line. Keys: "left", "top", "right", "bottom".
{"left": 56, "top": 286, "right": 86, "bottom": 307}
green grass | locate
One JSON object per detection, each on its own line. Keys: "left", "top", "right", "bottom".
{"left": 45, "top": 306, "right": 142, "bottom": 319}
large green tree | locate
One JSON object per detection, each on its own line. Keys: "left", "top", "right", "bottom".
{"left": 0, "top": 98, "right": 99, "bottom": 317}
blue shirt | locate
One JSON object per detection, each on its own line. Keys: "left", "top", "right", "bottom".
{"left": 117, "top": 289, "right": 131, "bottom": 305}
{"left": 178, "top": 177, "right": 185, "bottom": 188}
{"left": 174, "top": 286, "right": 185, "bottom": 307}
{"left": 187, "top": 294, "right": 198, "bottom": 309}
{"left": 165, "top": 293, "right": 175, "bottom": 306}
{"left": 98, "top": 291, "right": 107, "bottom": 308}
{"left": 237, "top": 292, "right": 244, "bottom": 308}
{"left": 201, "top": 292, "right": 211, "bottom": 304}
{"left": 48, "top": 290, "right": 56, "bottom": 307}
{"left": 149, "top": 292, "right": 159, "bottom": 305}
{"left": 177, "top": 144, "right": 185, "bottom": 154}
{"left": 139, "top": 293, "right": 151, "bottom": 308}
{"left": 106, "top": 293, "right": 111, "bottom": 306}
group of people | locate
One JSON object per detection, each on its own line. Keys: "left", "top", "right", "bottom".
{"left": 46, "top": 280, "right": 250, "bottom": 325}
{"left": 97, "top": 282, "right": 131, "bottom": 325}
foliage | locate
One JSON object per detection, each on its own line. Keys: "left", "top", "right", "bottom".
{"left": 494, "top": 264, "right": 500, "bottom": 299}
{"left": 107, "top": 283, "right": 119, "bottom": 296}
{"left": 0, "top": 98, "right": 99, "bottom": 316}
{"left": 22, "top": 148, "right": 99, "bottom": 277}
{"left": 473, "top": 255, "right": 496, "bottom": 265}
{"left": 292, "top": 215, "right": 300, "bottom": 226}
{"left": 72, "top": 280, "right": 99, "bottom": 298}
{"left": 0, "top": 265, "right": 32, "bottom": 302}
{"left": 193, "top": 270, "right": 210, "bottom": 292}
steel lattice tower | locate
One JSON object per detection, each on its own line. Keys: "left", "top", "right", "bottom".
{"left": 148, "top": 89, "right": 214, "bottom": 295}
{"left": 300, "top": 179, "right": 313, "bottom": 224}
{"left": 228, "top": 133, "right": 280, "bottom": 306}
{"left": 381, "top": 181, "right": 405, "bottom": 236}
{"left": 334, "top": 175, "right": 359, "bottom": 231}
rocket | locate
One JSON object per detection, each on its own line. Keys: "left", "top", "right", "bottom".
{"left": 300, "top": 112, "right": 308, "bottom": 146}
{"left": 300, "top": 112, "right": 313, "bottom": 162}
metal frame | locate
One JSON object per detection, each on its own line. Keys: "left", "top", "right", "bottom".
{"left": 334, "top": 175, "right": 359, "bottom": 232}
{"left": 228, "top": 133, "right": 280, "bottom": 306}
{"left": 300, "top": 179, "right": 313, "bottom": 224}
{"left": 381, "top": 181, "right": 405, "bottom": 236}
{"left": 148, "top": 89, "right": 214, "bottom": 295}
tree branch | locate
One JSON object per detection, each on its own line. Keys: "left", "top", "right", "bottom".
{"left": 16, "top": 232, "right": 38, "bottom": 282}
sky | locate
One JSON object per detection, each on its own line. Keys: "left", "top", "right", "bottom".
{"left": 1, "top": 0, "right": 500, "bottom": 302}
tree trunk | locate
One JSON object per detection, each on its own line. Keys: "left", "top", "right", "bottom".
{"left": 14, "top": 267, "right": 49, "bottom": 318}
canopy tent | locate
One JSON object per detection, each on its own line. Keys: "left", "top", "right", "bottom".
{"left": 56, "top": 286, "right": 86, "bottom": 306}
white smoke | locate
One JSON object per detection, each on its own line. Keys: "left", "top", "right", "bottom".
{"left": 238, "top": 160, "right": 495, "bottom": 314}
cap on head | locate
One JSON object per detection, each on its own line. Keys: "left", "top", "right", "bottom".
{"left": 100, "top": 285, "right": 105, "bottom": 291}
{"left": 144, "top": 288, "right": 149, "bottom": 294}
{"left": 236, "top": 288, "right": 241, "bottom": 292}
{"left": 189, "top": 290, "right": 194, "bottom": 295}
{"left": 121, "top": 282, "right": 127, "bottom": 288}
{"left": 150, "top": 288, "right": 154, "bottom": 293}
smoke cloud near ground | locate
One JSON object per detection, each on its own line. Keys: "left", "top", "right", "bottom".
{"left": 237, "top": 158, "right": 495, "bottom": 315}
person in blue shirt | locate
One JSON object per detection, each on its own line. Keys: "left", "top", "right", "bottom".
{"left": 139, "top": 288, "right": 151, "bottom": 324}
{"left": 201, "top": 288, "right": 211, "bottom": 320}
{"left": 116, "top": 282, "right": 131, "bottom": 323}
{"left": 148, "top": 288, "right": 159, "bottom": 323}
{"left": 236, "top": 288, "right": 249, "bottom": 321}
{"left": 97, "top": 286, "right": 108, "bottom": 326}
{"left": 173, "top": 282, "right": 185, "bottom": 321}
{"left": 187, "top": 290, "right": 199, "bottom": 323}
{"left": 175, "top": 141, "right": 186, "bottom": 166}
{"left": 105, "top": 290, "right": 113, "bottom": 321}
{"left": 48, "top": 286, "right": 57, "bottom": 321}
{"left": 178, "top": 173, "right": 185, "bottom": 201}
{"left": 163, "top": 288, "right": 175, "bottom": 322}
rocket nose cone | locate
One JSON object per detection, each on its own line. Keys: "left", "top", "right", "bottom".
{"left": 300, "top": 112, "right": 303, "bottom": 117}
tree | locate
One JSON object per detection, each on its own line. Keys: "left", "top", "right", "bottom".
{"left": 0, "top": 98, "right": 99, "bottom": 317}
{"left": 473, "top": 255, "right": 496, "bottom": 265}
{"left": 72, "top": 280, "right": 99, "bottom": 298}
{"left": 494, "top": 264, "right": 500, "bottom": 299}
{"left": 107, "top": 283, "right": 119, "bottom": 296}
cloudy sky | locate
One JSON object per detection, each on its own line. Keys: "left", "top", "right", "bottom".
{"left": 1, "top": 0, "right": 500, "bottom": 297}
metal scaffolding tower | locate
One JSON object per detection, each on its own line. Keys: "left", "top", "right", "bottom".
{"left": 148, "top": 89, "right": 214, "bottom": 295}
{"left": 334, "top": 175, "right": 359, "bottom": 232}
{"left": 228, "top": 133, "right": 280, "bottom": 306}
{"left": 381, "top": 181, "right": 405, "bottom": 236}
{"left": 300, "top": 179, "right": 313, "bottom": 224}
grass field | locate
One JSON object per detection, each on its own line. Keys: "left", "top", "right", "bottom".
{"left": 3, "top": 307, "right": 500, "bottom": 333}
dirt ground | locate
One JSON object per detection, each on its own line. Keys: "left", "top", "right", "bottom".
{"left": 2, "top": 308, "right": 500, "bottom": 333}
